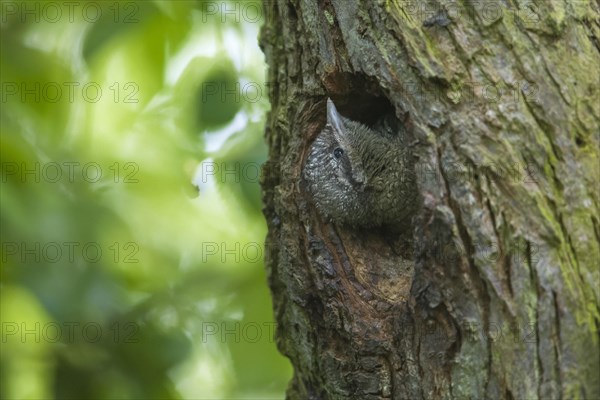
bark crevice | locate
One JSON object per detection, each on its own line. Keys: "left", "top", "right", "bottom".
{"left": 260, "top": 1, "right": 600, "bottom": 398}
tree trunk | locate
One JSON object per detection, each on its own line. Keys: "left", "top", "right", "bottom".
{"left": 259, "top": 1, "right": 600, "bottom": 399}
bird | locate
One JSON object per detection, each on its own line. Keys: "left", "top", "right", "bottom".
{"left": 303, "top": 98, "right": 419, "bottom": 230}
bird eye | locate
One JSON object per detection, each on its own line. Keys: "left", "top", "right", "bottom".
{"left": 333, "top": 147, "right": 344, "bottom": 159}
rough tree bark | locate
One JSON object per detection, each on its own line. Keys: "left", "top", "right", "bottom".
{"left": 259, "top": 1, "right": 599, "bottom": 399}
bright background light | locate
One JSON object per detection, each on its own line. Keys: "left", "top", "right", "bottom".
{"left": 0, "top": 1, "right": 291, "bottom": 399}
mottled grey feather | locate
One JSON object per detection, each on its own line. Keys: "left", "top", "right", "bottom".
{"left": 303, "top": 99, "right": 418, "bottom": 229}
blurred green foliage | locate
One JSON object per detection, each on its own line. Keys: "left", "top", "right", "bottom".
{"left": 0, "top": 1, "right": 291, "bottom": 399}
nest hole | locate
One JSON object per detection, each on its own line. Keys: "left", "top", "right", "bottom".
{"left": 324, "top": 72, "right": 397, "bottom": 128}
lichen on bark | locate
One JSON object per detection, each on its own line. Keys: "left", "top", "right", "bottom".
{"left": 260, "top": 1, "right": 600, "bottom": 398}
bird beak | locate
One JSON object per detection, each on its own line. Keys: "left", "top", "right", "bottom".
{"left": 327, "top": 98, "right": 346, "bottom": 139}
